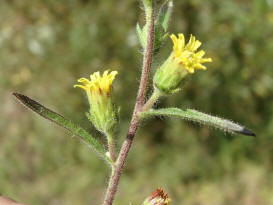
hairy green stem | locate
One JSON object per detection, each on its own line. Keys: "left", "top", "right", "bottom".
{"left": 102, "top": 1, "right": 154, "bottom": 204}
{"left": 142, "top": 89, "right": 161, "bottom": 112}
{"left": 107, "top": 133, "right": 116, "bottom": 162}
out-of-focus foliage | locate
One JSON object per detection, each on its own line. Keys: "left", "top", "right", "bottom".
{"left": 0, "top": 0, "right": 272, "bottom": 204}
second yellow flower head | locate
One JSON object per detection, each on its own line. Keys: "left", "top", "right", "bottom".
{"left": 74, "top": 70, "right": 119, "bottom": 134}
{"left": 74, "top": 70, "right": 118, "bottom": 96}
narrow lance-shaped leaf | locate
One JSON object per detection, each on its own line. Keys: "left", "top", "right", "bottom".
{"left": 152, "top": 1, "right": 173, "bottom": 53}
{"left": 136, "top": 23, "right": 146, "bottom": 48}
{"left": 137, "top": 1, "right": 172, "bottom": 52}
{"left": 13, "top": 93, "right": 112, "bottom": 164}
{"left": 157, "top": 0, "right": 173, "bottom": 32}
{"left": 140, "top": 108, "right": 255, "bottom": 136}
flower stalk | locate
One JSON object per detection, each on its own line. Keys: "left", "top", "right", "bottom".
{"left": 107, "top": 132, "right": 116, "bottom": 162}
{"left": 142, "top": 89, "right": 161, "bottom": 112}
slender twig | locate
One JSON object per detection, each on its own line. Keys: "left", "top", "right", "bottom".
{"left": 102, "top": 1, "right": 155, "bottom": 204}
{"left": 142, "top": 89, "right": 161, "bottom": 112}
{"left": 107, "top": 134, "right": 116, "bottom": 162}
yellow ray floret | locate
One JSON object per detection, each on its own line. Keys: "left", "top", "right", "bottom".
{"left": 170, "top": 33, "right": 212, "bottom": 73}
{"left": 74, "top": 70, "right": 118, "bottom": 94}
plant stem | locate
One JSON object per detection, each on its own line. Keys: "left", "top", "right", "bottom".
{"left": 107, "top": 134, "right": 116, "bottom": 162}
{"left": 102, "top": 2, "right": 154, "bottom": 205}
{"left": 142, "top": 89, "right": 161, "bottom": 112}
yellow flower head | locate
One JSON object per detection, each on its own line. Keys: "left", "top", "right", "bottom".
{"left": 170, "top": 33, "right": 212, "bottom": 73}
{"left": 74, "top": 70, "right": 118, "bottom": 96}
{"left": 74, "top": 70, "right": 118, "bottom": 134}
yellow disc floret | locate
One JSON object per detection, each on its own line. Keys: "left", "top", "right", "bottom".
{"left": 74, "top": 70, "right": 118, "bottom": 95}
{"left": 170, "top": 33, "right": 212, "bottom": 73}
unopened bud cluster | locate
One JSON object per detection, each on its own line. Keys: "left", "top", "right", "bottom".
{"left": 142, "top": 188, "right": 171, "bottom": 205}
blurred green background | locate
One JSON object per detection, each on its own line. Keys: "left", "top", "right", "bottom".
{"left": 0, "top": 0, "right": 272, "bottom": 204}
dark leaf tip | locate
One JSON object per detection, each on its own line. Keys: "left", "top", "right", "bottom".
{"left": 236, "top": 127, "right": 256, "bottom": 137}
{"left": 12, "top": 92, "right": 20, "bottom": 98}
{"left": 13, "top": 92, "right": 29, "bottom": 103}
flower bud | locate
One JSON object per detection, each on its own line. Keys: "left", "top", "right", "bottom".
{"left": 74, "top": 70, "right": 119, "bottom": 134}
{"left": 142, "top": 188, "right": 171, "bottom": 205}
{"left": 153, "top": 33, "right": 212, "bottom": 94}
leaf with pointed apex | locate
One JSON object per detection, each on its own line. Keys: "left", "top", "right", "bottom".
{"left": 157, "top": 0, "right": 173, "bottom": 32}
{"left": 137, "top": 1, "right": 172, "bottom": 53}
{"left": 153, "top": 25, "right": 168, "bottom": 53}
{"left": 13, "top": 93, "right": 112, "bottom": 165}
{"left": 152, "top": 0, "right": 173, "bottom": 53}
{"left": 136, "top": 21, "right": 168, "bottom": 53}
{"left": 140, "top": 108, "right": 255, "bottom": 137}
{"left": 136, "top": 23, "right": 147, "bottom": 49}
{"left": 136, "top": 23, "right": 145, "bottom": 48}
